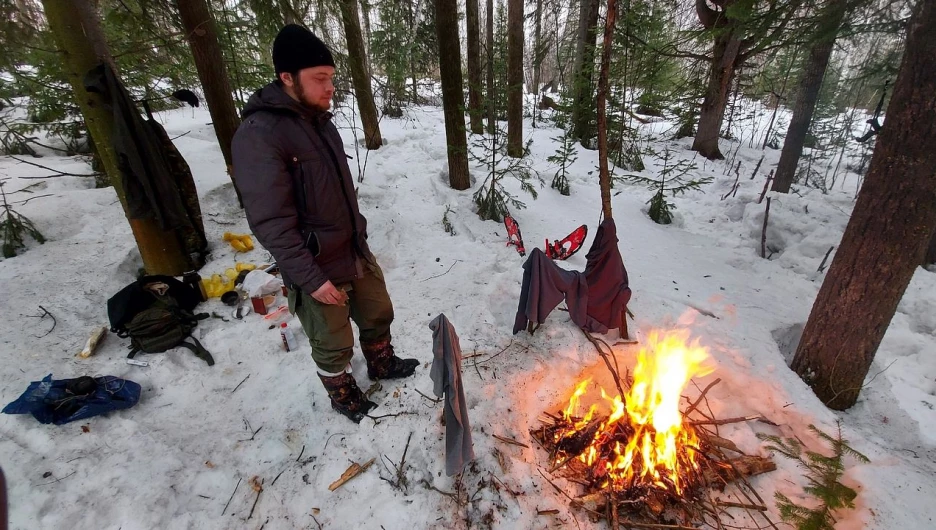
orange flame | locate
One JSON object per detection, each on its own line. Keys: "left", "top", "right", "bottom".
{"left": 560, "top": 327, "right": 713, "bottom": 494}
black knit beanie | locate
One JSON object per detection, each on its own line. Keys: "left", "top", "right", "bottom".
{"left": 272, "top": 24, "right": 336, "bottom": 75}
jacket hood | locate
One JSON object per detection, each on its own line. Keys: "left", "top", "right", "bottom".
{"left": 241, "top": 81, "right": 331, "bottom": 123}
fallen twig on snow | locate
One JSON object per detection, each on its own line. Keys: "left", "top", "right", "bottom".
{"left": 492, "top": 434, "right": 529, "bottom": 449}
{"left": 420, "top": 259, "right": 462, "bottom": 282}
{"left": 414, "top": 387, "right": 441, "bottom": 404}
{"left": 221, "top": 477, "right": 241, "bottom": 515}
{"left": 27, "top": 305, "right": 56, "bottom": 337}
{"left": 380, "top": 432, "right": 412, "bottom": 493}
{"left": 367, "top": 411, "right": 417, "bottom": 426}
{"left": 238, "top": 419, "right": 262, "bottom": 441}
{"left": 36, "top": 470, "right": 76, "bottom": 486}
{"left": 231, "top": 374, "right": 250, "bottom": 393}
{"left": 817, "top": 246, "right": 835, "bottom": 273}
{"left": 328, "top": 458, "right": 375, "bottom": 491}
{"left": 247, "top": 476, "right": 264, "bottom": 519}
{"left": 12, "top": 193, "right": 53, "bottom": 206}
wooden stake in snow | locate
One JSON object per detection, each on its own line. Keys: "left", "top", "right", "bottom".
{"left": 761, "top": 197, "right": 772, "bottom": 259}
{"left": 758, "top": 170, "right": 774, "bottom": 204}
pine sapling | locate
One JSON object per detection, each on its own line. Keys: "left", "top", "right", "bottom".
{"left": 469, "top": 124, "right": 539, "bottom": 222}
{"left": 757, "top": 422, "right": 869, "bottom": 530}
{"left": 624, "top": 147, "right": 711, "bottom": 225}
{"left": 547, "top": 127, "right": 577, "bottom": 196}
{"left": 0, "top": 180, "right": 46, "bottom": 258}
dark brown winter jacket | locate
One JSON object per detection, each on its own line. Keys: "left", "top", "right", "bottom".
{"left": 232, "top": 82, "right": 369, "bottom": 294}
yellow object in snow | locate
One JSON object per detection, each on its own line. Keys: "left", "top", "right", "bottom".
{"left": 203, "top": 273, "right": 235, "bottom": 298}
{"left": 235, "top": 262, "right": 257, "bottom": 272}
{"left": 223, "top": 232, "right": 254, "bottom": 252}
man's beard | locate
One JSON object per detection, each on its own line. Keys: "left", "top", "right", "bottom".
{"left": 294, "top": 77, "right": 330, "bottom": 113}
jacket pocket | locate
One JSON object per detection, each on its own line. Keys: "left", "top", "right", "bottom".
{"left": 291, "top": 150, "right": 321, "bottom": 215}
{"left": 303, "top": 223, "right": 352, "bottom": 261}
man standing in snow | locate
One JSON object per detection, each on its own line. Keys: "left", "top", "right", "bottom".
{"left": 231, "top": 25, "right": 418, "bottom": 423}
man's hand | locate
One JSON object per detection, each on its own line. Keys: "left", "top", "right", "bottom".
{"left": 311, "top": 280, "right": 349, "bottom": 305}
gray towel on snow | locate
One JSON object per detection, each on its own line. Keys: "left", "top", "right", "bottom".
{"left": 429, "top": 314, "right": 474, "bottom": 476}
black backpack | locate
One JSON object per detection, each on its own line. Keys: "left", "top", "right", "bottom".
{"left": 108, "top": 276, "right": 214, "bottom": 366}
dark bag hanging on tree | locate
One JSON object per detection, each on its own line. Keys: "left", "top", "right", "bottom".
{"left": 107, "top": 276, "right": 214, "bottom": 366}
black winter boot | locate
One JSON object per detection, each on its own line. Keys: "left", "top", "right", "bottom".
{"left": 317, "top": 371, "right": 376, "bottom": 423}
{"left": 360, "top": 338, "right": 419, "bottom": 380}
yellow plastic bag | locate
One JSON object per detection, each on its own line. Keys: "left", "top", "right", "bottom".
{"left": 223, "top": 232, "right": 254, "bottom": 253}
{"left": 204, "top": 274, "right": 235, "bottom": 298}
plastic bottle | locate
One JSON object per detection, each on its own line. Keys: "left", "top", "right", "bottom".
{"left": 280, "top": 322, "right": 298, "bottom": 352}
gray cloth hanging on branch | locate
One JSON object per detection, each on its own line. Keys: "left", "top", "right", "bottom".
{"left": 429, "top": 314, "right": 474, "bottom": 476}
{"left": 512, "top": 248, "right": 589, "bottom": 334}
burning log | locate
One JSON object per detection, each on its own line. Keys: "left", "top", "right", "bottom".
{"left": 703, "top": 455, "right": 777, "bottom": 485}
{"left": 698, "top": 432, "right": 743, "bottom": 454}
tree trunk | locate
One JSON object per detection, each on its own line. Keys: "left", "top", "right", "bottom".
{"left": 506, "top": 0, "right": 524, "bottom": 157}
{"left": 43, "top": 0, "right": 193, "bottom": 275}
{"left": 175, "top": 0, "right": 243, "bottom": 204}
{"left": 466, "top": 0, "right": 484, "bottom": 134}
{"left": 597, "top": 0, "right": 617, "bottom": 221}
{"left": 339, "top": 0, "right": 382, "bottom": 149}
{"left": 772, "top": 0, "right": 847, "bottom": 193}
{"left": 434, "top": 0, "right": 470, "bottom": 190}
{"left": 486, "top": 0, "right": 496, "bottom": 134}
{"left": 691, "top": 33, "right": 741, "bottom": 160}
{"left": 359, "top": 0, "right": 373, "bottom": 56}
{"left": 531, "top": 0, "right": 543, "bottom": 128}
{"left": 761, "top": 49, "right": 798, "bottom": 150}
{"left": 924, "top": 228, "right": 936, "bottom": 266}
{"left": 791, "top": 0, "right": 936, "bottom": 410}
{"left": 571, "top": 0, "right": 600, "bottom": 146}
{"left": 278, "top": 0, "right": 301, "bottom": 24}
{"left": 407, "top": 0, "right": 419, "bottom": 104}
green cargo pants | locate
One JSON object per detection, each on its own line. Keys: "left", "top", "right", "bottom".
{"left": 287, "top": 258, "right": 394, "bottom": 374}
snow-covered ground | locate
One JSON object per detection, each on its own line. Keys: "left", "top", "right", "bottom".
{"left": 1, "top": 99, "right": 934, "bottom": 530}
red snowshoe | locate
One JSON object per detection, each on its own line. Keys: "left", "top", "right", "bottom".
{"left": 504, "top": 215, "right": 526, "bottom": 256}
{"left": 545, "top": 224, "right": 588, "bottom": 260}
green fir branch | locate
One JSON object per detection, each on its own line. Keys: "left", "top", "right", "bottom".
{"left": 757, "top": 422, "right": 867, "bottom": 530}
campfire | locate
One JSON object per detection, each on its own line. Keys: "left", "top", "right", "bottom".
{"left": 533, "top": 325, "right": 778, "bottom": 528}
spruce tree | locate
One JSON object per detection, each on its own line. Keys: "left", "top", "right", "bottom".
{"left": 548, "top": 127, "right": 578, "bottom": 196}
{"left": 624, "top": 147, "right": 711, "bottom": 225}
{"left": 470, "top": 125, "right": 539, "bottom": 222}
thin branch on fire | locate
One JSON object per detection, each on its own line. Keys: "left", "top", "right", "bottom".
{"left": 708, "top": 446, "right": 780, "bottom": 530}
{"left": 617, "top": 520, "right": 700, "bottom": 529}
{"left": 581, "top": 329, "right": 626, "bottom": 399}
{"left": 690, "top": 415, "right": 771, "bottom": 427}
{"left": 716, "top": 501, "right": 768, "bottom": 511}
{"left": 684, "top": 378, "right": 722, "bottom": 418}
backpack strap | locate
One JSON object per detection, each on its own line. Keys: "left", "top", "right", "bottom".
{"left": 178, "top": 337, "right": 215, "bottom": 366}
{"left": 127, "top": 346, "right": 140, "bottom": 359}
